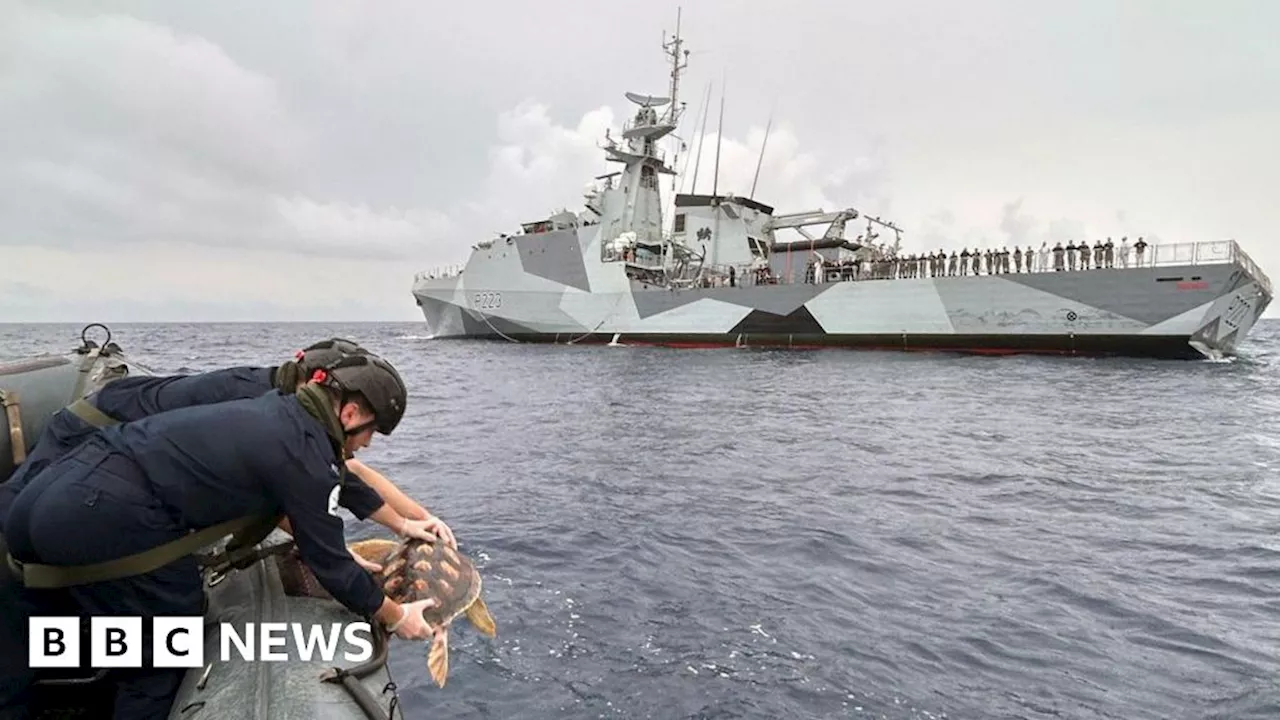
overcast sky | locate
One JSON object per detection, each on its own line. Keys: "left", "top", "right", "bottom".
{"left": 2, "top": 0, "right": 1277, "bottom": 322}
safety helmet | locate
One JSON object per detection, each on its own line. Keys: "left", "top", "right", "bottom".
{"left": 275, "top": 338, "right": 369, "bottom": 393}
{"left": 312, "top": 353, "right": 407, "bottom": 435}
{"left": 296, "top": 338, "right": 368, "bottom": 373}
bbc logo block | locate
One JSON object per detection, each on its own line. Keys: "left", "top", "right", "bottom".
{"left": 90, "top": 617, "right": 141, "bottom": 667}
{"left": 153, "top": 617, "right": 205, "bottom": 668}
{"left": 30, "top": 616, "right": 205, "bottom": 669}
{"left": 29, "top": 617, "right": 79, "bottom": 669}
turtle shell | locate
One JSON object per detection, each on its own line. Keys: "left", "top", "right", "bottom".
{"left": 370, "top": 538, "right": 482, "bottom": 628}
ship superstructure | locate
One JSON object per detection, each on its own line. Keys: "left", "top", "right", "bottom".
{"left": 411, "top": 17, "right": 1272, "bottom": 360}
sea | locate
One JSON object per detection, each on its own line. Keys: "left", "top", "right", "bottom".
{"left": 2, "top": 320, "right": 1279, "bottom": 720}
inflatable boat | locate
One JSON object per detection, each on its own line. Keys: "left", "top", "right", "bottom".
{"left": 1, "top": 324, "right": 403, "bottom": 720}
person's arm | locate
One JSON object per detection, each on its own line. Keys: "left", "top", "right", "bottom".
{"left": 345, "top": 458, "right": 429, "bottom": 520}
{"left": 276, "top": 513, "right": 392, "bottom": 573}
{"left": 368, "top": 503, "right": 410, "bottom": 535}
{"left": 99, "top": 367, "right": 275, "bottom": 415}
{"left": 266, "top": 444, "right": 388, "bottom": 618}
{"left": 374, "top": 596, "right": 407, "bottom": 628}
{"left": 337, "top": 470, "right": 387, "bottom": 521}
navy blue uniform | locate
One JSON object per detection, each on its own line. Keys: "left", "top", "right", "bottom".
{"left": 1, "top": 390, "right": 387, "bottom": 719}
{"left": 4, "top": 366, "right": 272, "bottom": 491}
{"left": 0, "top": 367, "right": 385, "bottom": 534}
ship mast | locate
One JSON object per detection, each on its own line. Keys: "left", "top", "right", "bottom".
{"left": 659, "top": 9, "right": 688, "bottom": 265}
{"left": 661, "top": 9, "right": 687, "bottom": 128}
{"left": 601, "top": 10, "right": 689, "bottom": 259}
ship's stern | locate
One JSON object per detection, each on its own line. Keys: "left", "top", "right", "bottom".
{"left": 1188, "top": 242, "right": 1273, "bottom": 358}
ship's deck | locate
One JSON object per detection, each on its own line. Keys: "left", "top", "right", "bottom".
{"left": 414, "top": 239, "right": 1271, "bottom": 299}
{"left": 696, "top": 239, "right": 1272, "bottom": 294}
{"left": 412, "top": 239, "right": 1269, "bottom": 307}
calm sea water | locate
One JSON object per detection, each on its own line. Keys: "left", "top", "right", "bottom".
{"left": 3, "top": 320, "right": 1279, "bottom": 720}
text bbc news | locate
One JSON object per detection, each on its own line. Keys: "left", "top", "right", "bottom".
{"left": 29, "top": 617, "right": 374, "bottom": 668}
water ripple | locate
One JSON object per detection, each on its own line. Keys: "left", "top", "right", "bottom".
{"left": 5, "top": 320, "right": 1280, "bottom": 720}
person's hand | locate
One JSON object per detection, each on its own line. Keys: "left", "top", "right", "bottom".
{"left": 421, "top": 514, "right": 456, "bottom": 549}
{"left": 400, "top": 515, "right": 457, "bottom": 549}
{"left": 387, "top": 599, "right": 438, "bottom": 640}
{"left": 349, "top": 547, "right": 382, "bottom": 573}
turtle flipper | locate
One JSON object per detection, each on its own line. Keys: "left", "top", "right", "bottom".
{"left": 464, "top": 595, "right": 497, "bottom": 638}
{"left": 427, "top": 627, "right": 450, "bottom": 688}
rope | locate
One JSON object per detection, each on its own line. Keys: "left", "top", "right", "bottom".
{"left": 564, "top": 291, "right": 627, "bottom": 345}
{"left": 381, "top": 656, "right": 403, "bottom": 720}
{"left": 476, "top": 306, "right": 522, "bottom": 344}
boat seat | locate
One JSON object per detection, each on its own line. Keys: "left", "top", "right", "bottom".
{"left": 27, "top": 668, "right": 116, "bottom": 720}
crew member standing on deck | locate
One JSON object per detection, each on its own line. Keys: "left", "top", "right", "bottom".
{"left": 1, "top": 353, "right": 440, "bottom": 720}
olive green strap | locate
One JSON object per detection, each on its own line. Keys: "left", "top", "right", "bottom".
{"left": 65, "top": 397, "right": 119, "bottom": 429}
{"left": 6, "top": 514, "right": 275, "bottom": 589}
{"left": 1, "top": 389, "right": 25, "bottom": 466}
{"left": 202, "top": 513, "right": 286, "bottom": 576}
{"left": 68, "top": 347, "right": 102, "bottom": 403}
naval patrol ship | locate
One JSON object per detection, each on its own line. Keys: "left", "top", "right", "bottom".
{"left": 411, "top": 19, "right": 1272, "bottom": 360}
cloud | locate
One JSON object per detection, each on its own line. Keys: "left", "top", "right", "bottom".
{"left": 442, "top": 96, "right": 893, "bottom": 255}
{"left": 0, "top": 3, "right": 453, "bottom": 261}
{"left": 1, "top": 0, "right": 1275, "bottom": 322}
{"left": 461, "top": 102, "right": 618, "bottom": 235}
{"left": 674, "top": 117, "right": 891, "bottom": 219}
{"left": 911, "top": 197, "right": 1141, "bottom": 255}
{"left": 998, "top": 199, "right": 1036, "bottom": 247}
{"left": 0, "top": 3, "right": 884, "bottom": 270}
{"left": 0, "top": 240, "right": 407, "bottom": 323}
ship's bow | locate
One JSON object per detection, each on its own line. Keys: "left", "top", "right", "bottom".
{"left": 411, "top": 273, "right": 469, "bottom": 339}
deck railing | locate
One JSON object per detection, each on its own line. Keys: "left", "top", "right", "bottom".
{"left": 410, "top": 239, "right": 1273, "bottom": 296}
{"left": 1226, "top": 240, "right": 1273, "bottom": 296}
{"left": 694, "top": 239, "right": 1273, "bottom": 291}
{"left": 413, "top": 264, "right": 465, "bottom": 282}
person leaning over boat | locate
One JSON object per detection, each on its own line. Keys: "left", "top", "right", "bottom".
{"left": 0, "top": 353, "right": 440, "bottom": 720}
{"left": 0, "top": 337, "right": 456, "bottom": 551}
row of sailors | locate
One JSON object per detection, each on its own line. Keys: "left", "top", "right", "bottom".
{"left": 803, "top": 236, "right": 1150, "bottom": 282}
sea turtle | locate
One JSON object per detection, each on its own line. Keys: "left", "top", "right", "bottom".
{"left": 349, "top": 537, "right": 497, "bottom": 688}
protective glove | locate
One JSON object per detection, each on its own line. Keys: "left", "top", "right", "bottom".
{"left": 386, "top": 599, "right": 438, "bottom": 640}
{"left": 400, "top": 515, "right": 457, "bottom": 549}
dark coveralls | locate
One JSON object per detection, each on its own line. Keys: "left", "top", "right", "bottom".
{"left": 0, "top": 385, "right": 387, "bottom": 719}
{"left": 0, "top": 366, "right": 384, "bottom": 532}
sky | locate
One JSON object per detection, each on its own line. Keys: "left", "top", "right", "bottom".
{"left": 2, "top": 0, "right": 1277, "bottom": 322}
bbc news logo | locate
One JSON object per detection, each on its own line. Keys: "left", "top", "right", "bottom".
{"left": 30, "top": 617, "right": 374, "bottom": 668}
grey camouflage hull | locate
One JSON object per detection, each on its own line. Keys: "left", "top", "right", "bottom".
{"left": 412, "top": 255, "right": 1271, "bottom": 360}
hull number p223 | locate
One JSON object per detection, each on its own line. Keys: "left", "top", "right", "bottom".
{"left": 474, "top": 292, "right": 502, "bottom": 310}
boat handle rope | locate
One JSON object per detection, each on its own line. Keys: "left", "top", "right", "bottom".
{"left": 320, "top": 620, "right": 402, "bottom": 720}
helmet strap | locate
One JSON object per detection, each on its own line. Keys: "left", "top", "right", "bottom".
{"left": 342, "top": 418, "right": 377, "bottom": 438}
{"left": 337, "top": 391, "right": 378, "bottom": 438}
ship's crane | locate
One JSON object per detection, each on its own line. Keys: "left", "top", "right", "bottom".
{"left": 764, "top": 208, "right": 860, "bottom": 243}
